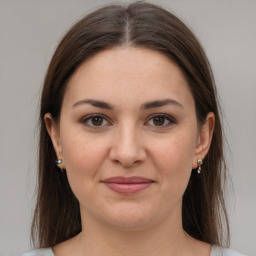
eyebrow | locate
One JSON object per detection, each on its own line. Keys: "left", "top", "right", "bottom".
{"left": 142, "top": 99, "right": 184, "bottom": 109}
{"left": 72, "top": 99, "right": 113, "bottom": 109}
{"left": 72, "top": 98, "right": 183, "bottom": 110}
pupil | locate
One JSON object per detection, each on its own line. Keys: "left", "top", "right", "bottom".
{"left": 153, "top": 116, "right": 165, "bottom": 126}
{"left": 92, "top": 116, "right": 103, "bottom": 126}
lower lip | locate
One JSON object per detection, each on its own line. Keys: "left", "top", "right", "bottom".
{"left": 103, "top": 182, "right": 153, "bottom": 195}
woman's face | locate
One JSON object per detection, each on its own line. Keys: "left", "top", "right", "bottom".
{"left": 46, "top": 47, "right": 214, "bottom": 231}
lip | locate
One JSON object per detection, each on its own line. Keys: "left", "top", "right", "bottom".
{"left": 101, "top": 176, "right": 155, "bottom": 195}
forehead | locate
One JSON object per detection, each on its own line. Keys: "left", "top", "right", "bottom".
{"left": 64, "top": 47, "right": 194, "bottom": 109}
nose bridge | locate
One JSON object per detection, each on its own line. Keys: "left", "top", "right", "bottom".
{"left": 109, "top": 121, "right": 146, "bottom": 167}
{"left": 119, "top": 123, "right": 138, "bottom": 151}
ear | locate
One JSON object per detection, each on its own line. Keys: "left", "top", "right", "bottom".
{"left": 44, "top": 113, "right": 63, "bottom": 161}
{"left": 192, "top": 112, "right": 215, "bottom": 169}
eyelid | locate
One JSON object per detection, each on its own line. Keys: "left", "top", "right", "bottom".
{"left": 145, "top": 113, "right": 176, "bottom": 127}
{"left": 80, "top": 113, "right": 176, "bottom": 129}
{"left": 81, "top": 114, "right": 112, "bottom": 127}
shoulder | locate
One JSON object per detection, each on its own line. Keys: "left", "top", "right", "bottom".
{"left": 211, "top": 245, "right": 248, "bottom": 256}
{"left": 21, "top": 248, "right": 55, "bottom": 256}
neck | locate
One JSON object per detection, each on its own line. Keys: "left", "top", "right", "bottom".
{"left": 73, "top": 209, "right": 197, "bottom": 256}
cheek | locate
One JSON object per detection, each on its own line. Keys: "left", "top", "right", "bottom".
{"left": 60, "top": 130, "right": 109, "bottom": 194}
{"left": 150, "top": 130, "right": 197, "bottom": 194}
{"left": 153, "top": 133, "right": 196, "bottom": 171}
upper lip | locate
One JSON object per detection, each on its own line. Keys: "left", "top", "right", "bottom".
{"left": 101, "top": 176, "right": 154, "bottom": 184}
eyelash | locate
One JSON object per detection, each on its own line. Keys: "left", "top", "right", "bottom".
{"left": 81, "top": 114, "right": 111, "bottom": 128}
{"left": 145, "top": 114, "right": 176, "bottom": 128}
{"left": 81, "top": 114, "right": 176, "bottom": 128}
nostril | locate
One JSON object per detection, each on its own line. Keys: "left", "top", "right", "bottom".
{"left": 108, "top": 132, "right": 147, "bottom": 167}
{"left": 110, "top": 154, "right": 145, "bottom": 168}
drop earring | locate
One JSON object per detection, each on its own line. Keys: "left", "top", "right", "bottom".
{"left": 197, "top": 159, "right": 203, "bottom": 174}
{"left": 55, "top": 159, "right": 64, "bottom": 172}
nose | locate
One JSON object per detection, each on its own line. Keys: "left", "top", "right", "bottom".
{"left": 109, "top": 125, "right": 147, "bottom": 167}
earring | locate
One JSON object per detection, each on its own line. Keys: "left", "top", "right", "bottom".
{"left": 55, "top": 159, "right": 64, "bottom": 172}
{"left": 197, "top": 159, "right": 203, "bottom": 174}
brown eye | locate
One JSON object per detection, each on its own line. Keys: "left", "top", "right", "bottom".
{"left": 152, "top": 116, "right": 165, "bottom": 126}
{"left": 146, "top": 114, "right": 175, "bottom": 128}
{"left": 91, "top": 116, "right": 104, "bottom": 126}
{"left": 82, "top": 114, "right": 110, "bottom": 128}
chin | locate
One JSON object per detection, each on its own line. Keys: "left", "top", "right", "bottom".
{"left": 98, "top": 202, "right": 157, "bottom": 231}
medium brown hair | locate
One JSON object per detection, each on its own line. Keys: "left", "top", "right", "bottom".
{"left": 32, "top": 1, "right": 229, "bottom": 248}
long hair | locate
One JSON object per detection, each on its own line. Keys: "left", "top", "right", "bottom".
{"left": 32, "top": 1, "right": 229, "bottom": 248}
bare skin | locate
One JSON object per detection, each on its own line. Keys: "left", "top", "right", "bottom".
{"left": 45, "top": 47, "right": 214, "bottom": 256}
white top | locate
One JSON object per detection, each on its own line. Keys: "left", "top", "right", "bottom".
{"left": 21, "top": 246, "right": 247, "bottom": 256}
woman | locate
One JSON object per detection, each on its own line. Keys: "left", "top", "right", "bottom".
{"left": 22, "top": 1, "right": 246, "bottom": 256}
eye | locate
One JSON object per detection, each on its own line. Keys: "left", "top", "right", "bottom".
{"left": 81, "top": 114, "right": 110, "bottom": 127}
{"left": 145, "top": 114, "right": 175, "bottom": 127}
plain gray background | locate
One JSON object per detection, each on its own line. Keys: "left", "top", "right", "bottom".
{"left": 0, "top": 0, "right": 255, "bottom": 255}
